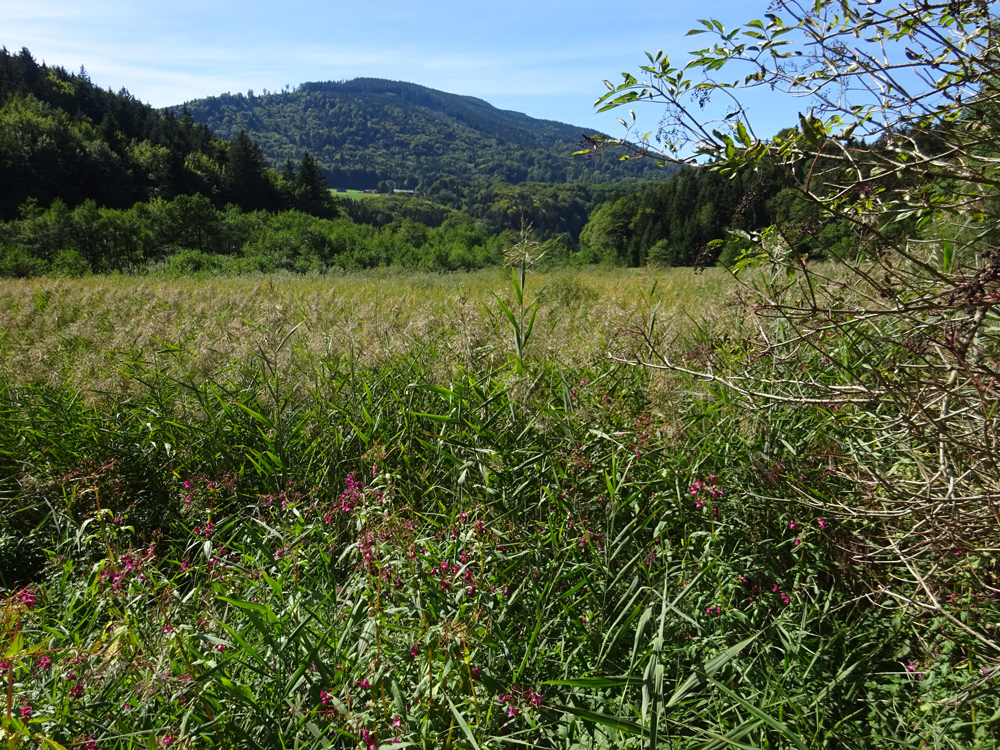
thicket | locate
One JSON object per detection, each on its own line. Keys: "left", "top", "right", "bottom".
{"left": 579, "top": 0, "right": 1000, "bottom": 742}
{"left": 1, "top": 257, "right": 996, "bottom": 748}
{"left": 347, "top": 180, "right": 651, "bottom": 243}
{"left": 0, "top": 194, "right": 508, "bottom": 276}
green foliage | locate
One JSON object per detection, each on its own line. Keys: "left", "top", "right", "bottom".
{"left": 0, "top": 47, "right": 338, "bottom": 221}
{"left": 50, "top": 248, "right": 92, "bottom": 277}
{"left": 588, "top": 3, "right": 1000, "bottom": 741}
{"left": 579, "top": 167, "right": 775, "bottom": 267}
{"left": 347, "top": 179, "right": 648, "bottom": 244}
{"left": 2, "top": 307, "right": 998, "bottom": 748}
{"left": 0, "top": 196, "right": 508, "bottom": 275}
{"left": 181, "top": 79, "right": 676, "bottom": 191}
{"left": 0, "top": 244, "right": 47, "bottom": 277}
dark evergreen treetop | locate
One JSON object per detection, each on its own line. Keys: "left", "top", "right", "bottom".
{"left": 294, "top": 150, "right": 338, "bottom": 218}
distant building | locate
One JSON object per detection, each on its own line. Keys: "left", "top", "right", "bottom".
{"left": 393, "top": 189, "right": 416, "bottom": 195}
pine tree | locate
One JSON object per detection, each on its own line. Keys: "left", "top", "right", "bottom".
{"left": 224, "top": 130, "right": 273, "bottom": 211}
{"left": 294, "top": 150, "right": 338, "bottom": 218}
{"left": 296, "top": 151, "right": 325, "bottom": 199}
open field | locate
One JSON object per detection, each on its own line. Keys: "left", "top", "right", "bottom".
{"left": 0, "top": 267, "right": 735, "bottom": 392}
{"left": 2, "top": 266, "right": 997, "bottom": 749}
{"left": 333, "top": 190, "right": 382, "bottom": 199}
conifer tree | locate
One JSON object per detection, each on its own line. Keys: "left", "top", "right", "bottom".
{"left": 224, "top": 130, "right": 272, "bottom": 211}
{"left": 294, "top": 150, "right": 338, "bottom": 218}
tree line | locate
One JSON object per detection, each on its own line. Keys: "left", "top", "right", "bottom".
{"left": 0, "top": 47, "right": 336, "bottom": 220}
{"left": 3, "top": 45, "right": 906, "bottom": 276}
{"left": 0, "top": 194, "right": 507, "bottom": 276}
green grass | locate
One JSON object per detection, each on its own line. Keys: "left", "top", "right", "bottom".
{"left": 1, "top": 266, "right": 997, "bottom": 749}
{"left": 332, "top": 189, "right": 382, "bottom": 199}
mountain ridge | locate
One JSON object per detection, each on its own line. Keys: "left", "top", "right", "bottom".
{"left": 179, "top": 78, "right": 670, "bottom": 190}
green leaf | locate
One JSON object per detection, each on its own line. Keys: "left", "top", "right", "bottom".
{"left": 542, "top": 676, "right": 643, "bottom": 688}
{"left": 218, "top": 595, "right": 278, "bottom": 624}
{"left": 706, "top": 678, "right": 808, "bottom": 750}
{"left": 666, "top": 631, "right": 762, "bottom": 708}
{"left": 219, "top": 676, "right": 256, "bottom": 704}
{"left": 550, "top": 703, "right": 648, "bottom": 737}
{"left": 446, "top": 696, "right": 483, "bottom": 750}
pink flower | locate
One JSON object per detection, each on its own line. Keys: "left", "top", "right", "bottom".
{"left": 393, "top": 716, "right": 402, "bottom": 728}
{"left": 216, "top": 644, "right": 227, "bottom": 652}
{"left": 793, "top": 538, "right": 800, "bottom": 546}
{"left": 359, "top": 678, "right": 371, "bottom": 689}
{"left": 20, "top": 705, "right": 31, "bottom": 720}
{"left": 817, "top": 518, "right": 827, "bottom": 530}
{"left": 789, "top": 521, "right": 798, "bottom": 529}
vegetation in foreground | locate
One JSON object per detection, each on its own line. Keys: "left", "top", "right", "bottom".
{"left": 5, "top": 0, "right": 1000, "bottom": 746}
{"left": 1, "top": 263, "right": 997, "bottom": 749}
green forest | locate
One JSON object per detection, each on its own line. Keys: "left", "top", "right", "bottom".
{"left": 180, "top": 79, "right": 673, "bottom": 189}
{"left": 0, "top": 45, "right": 793, "bottom": 277}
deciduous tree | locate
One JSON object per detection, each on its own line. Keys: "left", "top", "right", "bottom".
{"left": 591, "top": 0, "right": 1000, "bottom": 650}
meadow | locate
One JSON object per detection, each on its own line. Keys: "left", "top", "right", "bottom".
{"left": 1, "top": 264, "right": 997, "bottom": 749}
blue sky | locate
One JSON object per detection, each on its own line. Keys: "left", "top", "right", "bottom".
{"left": 1, "top": 0, "right": 801, "bottom": 140}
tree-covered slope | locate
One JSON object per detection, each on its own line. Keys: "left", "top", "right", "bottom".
{"left": 180, "top": 79, "right": 673, "bottom": 189}
{"left": 0, "top": 47, "right": 337, "bottom": 221}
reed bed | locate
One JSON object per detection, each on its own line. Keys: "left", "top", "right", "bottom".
{"left": 1, "top": 266, "right": 996, "bottom": 749}
{"left": 0, "top": 268, "right": 734, "bottom": 392}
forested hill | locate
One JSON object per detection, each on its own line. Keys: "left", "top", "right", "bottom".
{"left": 0, "top": 47, "right": 337, "bottom": 221}
{"left": 180, "top": 79, "right": 672, "bottom": 189}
